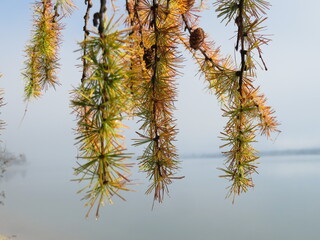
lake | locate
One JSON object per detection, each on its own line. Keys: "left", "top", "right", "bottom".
{"left": 1, "top": 154, "right": 320, "bottom": 240}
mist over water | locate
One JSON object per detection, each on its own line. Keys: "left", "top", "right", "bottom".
{"left": 1, "top": 153, "right": 320, "bottom": 240}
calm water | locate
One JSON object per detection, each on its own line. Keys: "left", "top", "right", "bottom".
{"left": 1, "top": 154, "right": 320, "bottom": 240}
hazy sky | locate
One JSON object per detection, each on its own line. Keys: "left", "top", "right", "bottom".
{"left": 0, "top": 0, "right": 319, "bottom": 165}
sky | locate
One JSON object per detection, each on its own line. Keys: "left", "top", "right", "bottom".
{"left": 0, "top": 0, "right": 319, "bottom": 166}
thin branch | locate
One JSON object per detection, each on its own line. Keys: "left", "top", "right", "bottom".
{"left": 81, "top": 0, "right": 93, "bottom": 82}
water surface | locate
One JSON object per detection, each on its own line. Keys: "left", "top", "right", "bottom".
{"left": 1, "top": 154, "right": 320, "bottom": 240}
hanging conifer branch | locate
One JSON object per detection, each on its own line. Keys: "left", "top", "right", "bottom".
{"left": 130, "top": 0, "right": 183, "bottom": 203}
{"left": 123, "top": 0, "right": 148, "bottom": 112}
{"left": 23, "top": 0, "right": 75, "bottom": 100}
{"left": 214, "top": 0, "right": 279, "bottom": 199}
{"left": 23, "top": 0, "right": 63, "bottom": 100}
{"left": 72, "top": 1, "right": 133, "bottom": 218}
{"left": 179, "top": 5, "right": 254, "bottom": 197}
{"left": 174, "top": 1, "right": 278, "bottom": 199}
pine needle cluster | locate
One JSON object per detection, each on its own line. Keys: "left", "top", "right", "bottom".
{"left": 71, "top": 4, "right": 133, "bottom": 217}
{"left": 126, "top": 0, "right": 185, "bottom": 203}
{"left": 23, "top": 0, "right": 75, "bottom": 100}
{"left": 213, "top": 0, "right": 279, "bottom": 198}
{"left": 23, "top": 0, "right": 62, "bottom": 100}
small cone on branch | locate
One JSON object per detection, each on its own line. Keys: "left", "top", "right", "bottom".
{"left": 143, "top": 48, "right": 155, "bottom": 69}
{"left": 189, "top": 27, "right": 205, "bottom": 50}
{"left": 93, "top": 12, "right": 100, "bottom": 27}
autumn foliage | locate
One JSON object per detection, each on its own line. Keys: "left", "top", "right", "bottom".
{"left": 22, "top": 0, "right": 278, "bottom": 217}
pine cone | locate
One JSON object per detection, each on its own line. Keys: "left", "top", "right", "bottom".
{"left": 93, "top": 12, "right": 100, "bottom": 27}
{"left": 143, "top": 48, "right": 154, "bottom": 69}
{"left": 189, "top": 27, "right": 205, "bottom": 50}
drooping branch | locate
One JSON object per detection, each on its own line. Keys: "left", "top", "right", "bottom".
{"left": 214, "top": 0, "right": 279, "bottom": 199}
{"left": 23, "top": 0, "right": 62, "bottom": 100}
{"left": 72, "top": 1, "right": 133, "bottom": 218}
{"left": 129, "top": 0, "right": 183, "bottom": 204}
